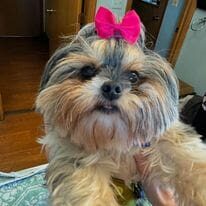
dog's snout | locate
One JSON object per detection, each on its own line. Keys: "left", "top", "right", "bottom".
{"left": 101, "top": 82, "right": 122, "bottom": 101}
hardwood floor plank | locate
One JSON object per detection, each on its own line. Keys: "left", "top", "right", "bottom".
{"left": 0, "top": 111, "right": 47, "bottom": 172}
{"left": 0, "top": 147, "right": 47, "bottom": 172}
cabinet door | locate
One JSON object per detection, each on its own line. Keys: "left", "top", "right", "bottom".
{"left": 0, "top": 0, "right": 42, "bottom": 36}
{"left": 46, "top": 0, "right": 82, "bottom": 53}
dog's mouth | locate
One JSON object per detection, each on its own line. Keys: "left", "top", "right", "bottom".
{"left": 95, "top": 103, "right": 119, "bottom": 114}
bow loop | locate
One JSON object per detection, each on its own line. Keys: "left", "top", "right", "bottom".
{"left": 95, "top": 7, "right": 141, "bottom": 44}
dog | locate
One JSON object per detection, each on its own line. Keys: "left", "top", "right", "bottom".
{"left": 36, "top": 8, "right": 206, "bottom": 206}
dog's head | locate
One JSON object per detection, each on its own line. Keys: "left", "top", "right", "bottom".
{"left": 36, "top": 24, "right": 179, "bottom": 152}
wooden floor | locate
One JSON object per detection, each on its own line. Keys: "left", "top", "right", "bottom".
{"left": 0, "top": 37, "right": 49, "bottom": 172}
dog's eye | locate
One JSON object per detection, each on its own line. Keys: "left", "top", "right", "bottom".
{"left": 128, "top": 71, "right": 139, "bottom": 83}
{"left": 80, "top": 66, "right": 97, "bottom": 79}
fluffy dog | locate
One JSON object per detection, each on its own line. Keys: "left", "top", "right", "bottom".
{"left": 36, "top": 19, "right": 206, "bottom": 206}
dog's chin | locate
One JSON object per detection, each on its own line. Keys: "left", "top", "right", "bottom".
{"left": 69, "top": 104, "right": 133, "bottom": 152}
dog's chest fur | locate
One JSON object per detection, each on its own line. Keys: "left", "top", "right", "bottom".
{"left": 40, "top": 129, "right": 140, "bottom": 184}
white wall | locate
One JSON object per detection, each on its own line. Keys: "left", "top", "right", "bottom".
{"left": 95, "top": 0, "right": 128, "bottom": 19}
{"left": 175, "top": 9, "right": 206, "bottom": 95}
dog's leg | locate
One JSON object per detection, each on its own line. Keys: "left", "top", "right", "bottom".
{"left": 46, "top": 157, "right": 120, "bottom": 206}
{"left": 142, "top": 122, "right": 206, "bottom": 206}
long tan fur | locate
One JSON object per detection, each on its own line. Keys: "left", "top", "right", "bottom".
{"left": 143, "top": 122, "right": 206, "bottom": 205}
{"left": 36, "top": 23, "right": 206, "bottom": 206}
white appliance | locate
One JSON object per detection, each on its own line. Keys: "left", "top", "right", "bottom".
{"left": 175, "top": 8, "right": 206, "bottom": 95}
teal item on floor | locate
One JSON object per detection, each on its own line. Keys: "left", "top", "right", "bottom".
{"left": 0, "top": 164, "right": 48, "bottom": 206}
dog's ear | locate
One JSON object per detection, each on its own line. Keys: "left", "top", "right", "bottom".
{"left": 39, "top": 42, "right": 85, "bottom": 91}
{"left": 77, "top": 23, "right": 96, "bottom": 40}
{"left": 39, "top": 24, "right": 96, "bottom": 92}
{"left": 39, "top": 46, "right": 73, "bottom": 91}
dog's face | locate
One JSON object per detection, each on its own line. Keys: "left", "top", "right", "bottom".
{"left": 36, "top": 26, "right": 179, "bottom": 152}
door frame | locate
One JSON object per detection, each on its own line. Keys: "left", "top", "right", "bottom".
{"left": 126, "top": 0, "right": 133, "bottom": 11}
{"left": 168, "top": 0, "right": 197, "bottom": 66}
{"left": 83, "top": 0, "right": 97, "bottom": 24}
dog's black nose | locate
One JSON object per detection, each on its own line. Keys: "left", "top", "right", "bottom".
{"left": 101, "top": 82, "right": 122, "bottom": 100}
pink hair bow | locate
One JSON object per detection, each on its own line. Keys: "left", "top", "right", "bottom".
{"left": 95, "top": 6, "right": 141, "bottom": 44}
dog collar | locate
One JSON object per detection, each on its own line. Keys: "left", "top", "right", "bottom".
{"left": 141, "top": 142, "right": 151, "bottom": 148}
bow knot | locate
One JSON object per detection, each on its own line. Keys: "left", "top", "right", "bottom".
{"left": 95, "top": 7, "right": 141, "bottom": 44}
